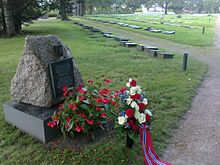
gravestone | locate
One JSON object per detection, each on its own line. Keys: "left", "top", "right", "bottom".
{"left": 120, "top": 41, "right": 132, "bottom": 46}
{"left": 4, "top": 35, "right": 83, "bottom": 143}
{"left": 116, "top": 37, "right": 129, "bottom": 42}
{"left": 11, "top": 35, "right": 83, "bottom": 107}
{"left": 148, "top": 50, "right": 160, "bottom": 57}
{"left": 125, "top": 42, "right": 137, "bottom": 47}
{"left": 137, "top": 44, "right": 144, "bottom": 51}
{"left": 158, "top": 52, "right": 174, "bottom": 59}
{"left": 91, "top": 28, "right": 101, "bottom": 32}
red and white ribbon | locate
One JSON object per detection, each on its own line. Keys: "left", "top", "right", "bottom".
{"left": 139, "top": 125, "right": 172, "bottom": 165}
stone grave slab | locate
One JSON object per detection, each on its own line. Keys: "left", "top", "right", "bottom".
{"left": 120, "top": 41, "right": 132, "bottom": 46}
{"left": 83, "top": 26, "right": 92, "bottom": 29}
{"left": 4, "top": 102, "right": 61, "bottom": 143}
{"left": 122, "top": 24, "right": 129, "bottom": 27}
{"left": 137, "top": 44, "right": 144, "bottom": 51}
{"left": 162, "top": 31, "right": 176, "bottom": 34}
{"left": 150, "top": 29, "right": 162, "bottom": 33}
{"left": 158, "top": 52, "right": 174, "bottom": 59}
{"left": 148, "top": 50, "right": 160, "bottom": 57}
{"left": 144, "top": 27, "right": 154, "bottom": 31}
{"left": 143, "top": 46, "right": 159, "bottom": 51}
{"left": 125, "top": 42, "right": 137, "bottom": 47}
{"left": 180, "top": 25, "right": 193, "bottom": 29}
{"left": 109, "top": 21, "right": 117, "bottom": 24}
{"left": 91, "top": 28, "right": 101, "bottom": 32}
{"left": 102, "top": 32, "right": 112, "bottom": 35}
{"left": 116, "top": 37, "right": 129, "bottom": 42}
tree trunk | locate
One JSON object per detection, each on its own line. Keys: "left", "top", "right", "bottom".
{"left": 89, "top": 5, "right": 93, "bottom": 15}
{"left": 0, "top": 1, "right": 6, "bottom": 34}
{"left": 3, "top": 0, "right": 15, "bottom": 36}
{"left": 164, "top": 2, "right": 168, "bottom": 15}
{"left": 60, "top": 0, "right": 68, "bottom": 20}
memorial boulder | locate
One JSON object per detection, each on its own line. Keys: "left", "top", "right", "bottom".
{"left": 10, "top": 35, "right": 83, "bottom": 107}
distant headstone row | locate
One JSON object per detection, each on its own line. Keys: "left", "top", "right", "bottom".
{"left": 74, "top": 21, "right": 174, "bottom": 59}
{"left": 83, "top": 18, "right": 176, "bottom": 35}
{"left": 85, "top": 16, "right": 196, "bottom": 29}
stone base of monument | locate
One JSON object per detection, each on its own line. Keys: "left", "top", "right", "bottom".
{"left": 3, "top": 102, "right": 61, "bottom": 143}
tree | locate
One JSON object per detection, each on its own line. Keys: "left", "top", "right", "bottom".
{"left": 2, "top": 0, "right": 15, "bottom": 36}
{"left": 0, "top": 0, "right": 49, "bottom": 36}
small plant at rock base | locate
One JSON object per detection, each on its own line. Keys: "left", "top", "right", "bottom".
{"left": 48, "top": 79, "right": 117, "bottom": 138}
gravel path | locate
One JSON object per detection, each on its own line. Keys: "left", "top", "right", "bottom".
{"left": 78, "top": 15, "right": 220, "bottom": 164}
{"left": 162, "top": 15, "right": 220, "bottom": 165}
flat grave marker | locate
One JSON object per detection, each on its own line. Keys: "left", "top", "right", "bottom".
{"left": 125, "top": 42, "right": 137, "bottom": 47}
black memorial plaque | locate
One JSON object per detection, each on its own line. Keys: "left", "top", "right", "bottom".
{"left": 49, "top": 58, "right": 74, "bottom": 98}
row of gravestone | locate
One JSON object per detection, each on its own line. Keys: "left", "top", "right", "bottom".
{"left": 86, "top": 16, "right": 195, "bottom": 30}
{"left": 83, "top": 17, "right": 176, "bottom": 35}
{"left": 74, "top": 21, "right": 174, "bottom": 59}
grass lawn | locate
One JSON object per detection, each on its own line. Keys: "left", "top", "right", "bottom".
{"left": 82, "top": 14, "right": 215, "bottom": 46}
{"left": 0, "top": 19, "right": 207, "bottom": 164}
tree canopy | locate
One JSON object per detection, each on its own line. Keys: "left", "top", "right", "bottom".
{"left": 0, "top": 0, "right": 220, "bottom": 36}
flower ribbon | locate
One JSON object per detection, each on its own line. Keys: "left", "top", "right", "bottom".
{"left": 139, "top": 125, "right": 172, "bottom": 165}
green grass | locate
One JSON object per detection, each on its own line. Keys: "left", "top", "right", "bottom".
{"left": 0, "top": 19, "right": 207, "bottom": 164}
{"left": 82, "top": 14, "right": 215, "bottom": 46}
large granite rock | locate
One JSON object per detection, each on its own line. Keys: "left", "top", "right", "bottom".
{"left": 11, "top": 35, "right": 83, "bottom": 107}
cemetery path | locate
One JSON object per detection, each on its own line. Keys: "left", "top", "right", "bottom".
{"left": 79, "top": 16, "right": 220, "bottom": 164}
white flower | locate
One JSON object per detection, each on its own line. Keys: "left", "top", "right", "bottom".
{"left": 118, "top": 116, "right": 127, "bottom": 125}
{"left": 138, "top": 113, "right": 146, "bottom": 124}
{"left": 131, "top": 101, "right": 139, "bottom": 110}
{"left": 129, "top": 78, "right": 132, "bottom": 82}
{"left": 126, "top": 97, "right": 133, "bottom": 105}
{"left": 142, "top": 98, "right": 148, "bottom": 105}
{"left": 144, "top": 109, "right": 152, "bottom": 116}
{"left": 130, "top": 87, "right": 137, "bottom": 95}
{"left": 126, "top": 82, "right": 130, "bottom": 88}
{"left": 134, "top": 110, "right": 140, "bottom": 119}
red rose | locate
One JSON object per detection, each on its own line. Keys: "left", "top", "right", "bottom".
{"left": 63, "top": 91, "right": 68, "bottom": 97}
{"left": 145, "top": 114, "right": 151, "bottom": 122}
{"left": 138, "top": 103, "right": 145, "bottom": 111}
{"left": 119, "top": 88, "right": 127, "bottom": 93}
{"left": 75, "top": 125, "right": 81, "bottom": 132}
{"left": 66, "top": 117, "right": 71, "bottom": 123}
{"left": 71, "top": 105, "right": 77, "bottom": 111}
{"left": 65, "top": 124, "right": 68, "bottom": 129}
{"left": 99, "top": 88, "right": 110, "bottom": 95}
{"left": 126, "top": 109, "right": 134, "bottom": 118}
{"left": 131, "top": 124, "right": 139, "bottom": 131}
{"left": 78, "top": 96, "right": 85, "bottom": 101}
{"left": 96, "top": 107, "right": 101, "bottom": 111}
{"left": 111, "top": 101, "right": 116, "bottom": 105}
{"left": 96, "top": 97, "right": 102, "bottom": 103}
{"left": 63, "top": 86, "right": 68, "bottom": 92}
{"left": 75, "top": 85, "right": 83, "bottom": 92}
{"left": 128, "top": 120, "right": 134, "bottom": 127}
{"left": 86, "top": 118, "right": 94, "bottom": 125}
{"left": 130, "top": 80, "right": 137, "bottom": 87}
{"left": 100, "top": 113, "right": 107, "bottom": 118}
{"left": 102, "top": 97, "right": 109, "bottom": 104}
{"left": 130, "top": 94, "right": 141, "bottom": 100}
{"left": 104, "top": 79, "right": 111, "bottom": 83}
{"left": 68, "top": 103, "right": 72, "bottom": 109}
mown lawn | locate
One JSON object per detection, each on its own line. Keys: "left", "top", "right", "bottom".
{"left": 83, "top": 14, "right": 215, "bottom": 46}
{"left": 0, "top": 19, "right": 207, "bottom": 164}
